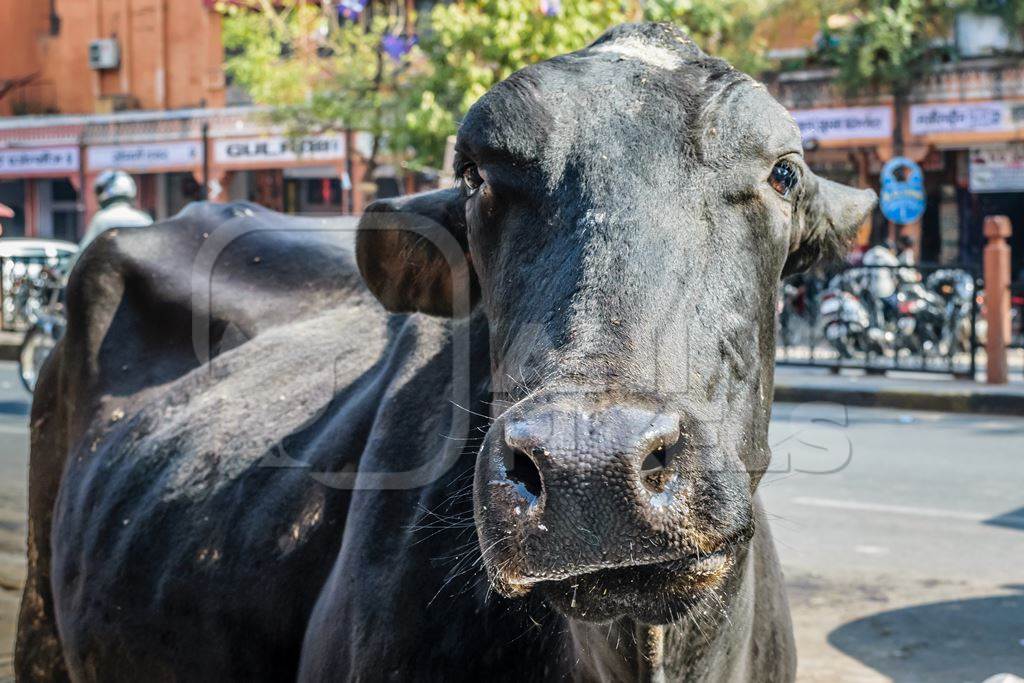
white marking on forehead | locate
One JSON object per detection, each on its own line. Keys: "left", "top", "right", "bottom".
{"left": 592, "top": 36, "right": 682, "bottom": 70}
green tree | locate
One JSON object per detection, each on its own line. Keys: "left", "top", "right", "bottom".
{"left": 403, "top": 0, "right": 634, "bottom": 170}
{"left": 219, "top": 0, "right": 427, "bottom": 172}
{"left": 816, "top": 0, "right": 958, "bottom": 96}
{"left": 220, "top": 0, "right": 778, "bottom": 172}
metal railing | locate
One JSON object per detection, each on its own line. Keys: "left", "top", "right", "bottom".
{"left": 775, "top": 262, "right": 982, "bottom": 377}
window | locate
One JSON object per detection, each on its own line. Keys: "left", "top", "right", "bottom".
{"left": 49, "top": 179, "right": 80, "bottom": 241}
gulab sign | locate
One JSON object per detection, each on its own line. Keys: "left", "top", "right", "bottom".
{"left": 214, "top": 135, "right": 346, "bottom": 165}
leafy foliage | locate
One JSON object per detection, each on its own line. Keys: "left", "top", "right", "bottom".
{"left": 219, "top": 0, "right": 428, "bottom": 167}
{"left": 815, "top": 0, "right": 964, "bottom": 95}
{"left": 405, "top": 0, "right": 634, "bottom": 169}
{"left": 220, "top": 0, "right": 777, "bottom": 171}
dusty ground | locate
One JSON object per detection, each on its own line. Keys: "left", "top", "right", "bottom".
{"left": 0, "top": 364, "right": 1021, "bottom": 681}
{"left": 786, "top": 572, "right": 1023, "bottom": 682}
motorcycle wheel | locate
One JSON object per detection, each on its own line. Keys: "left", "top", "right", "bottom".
{"left": 826, "top": 324, "right": 853, "bottom": 359}
{"left": 19, "top": 326, "right": 56, "bottom": 393}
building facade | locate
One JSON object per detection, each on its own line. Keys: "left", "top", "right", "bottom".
{"left": 762, "top": 12, "right": 1024, "bottom": 277}
{"left": 0, "top": 0, "right": 226, "bottom": 117}
{"left": 0, "top": 0, "right": 370, "bottom": 240}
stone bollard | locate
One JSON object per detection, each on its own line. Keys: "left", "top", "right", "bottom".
{"left": 983, "top": 215, "right": 1012, "bottom": 384}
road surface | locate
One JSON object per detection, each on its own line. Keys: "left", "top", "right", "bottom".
{"left": 0, "top": 361, "right": 1020, "bottom": 681}
{"left": 765, "top": 401, "right": 1024, "bottom": 682}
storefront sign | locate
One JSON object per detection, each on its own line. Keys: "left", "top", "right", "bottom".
{"left": 880, "top": 157, "right": 926, "bottom": 224}
{"left": 87, "top": 141, "right": 202, "bottom": 172}
{"left": 0, "top": 147, "right": 79, "bottom": 176}
{"left": 214, "top": 135, "right": 346, "bottom": 165}
{"left": 790, "top": 106, "right": 892, "bottom": 142}
{"left": 909, "top": 101, "right": 1024, "bottom": 135}
{"left": 969, "top": 145, "right": 1024, "bottom": 192}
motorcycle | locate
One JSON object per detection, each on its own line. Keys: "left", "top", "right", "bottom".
{"left": 924, "top": 269, "right": 976, "bottom": 357}
{"left": 817, "top": 245, "right": 944, "bottom": 361}
{"left": 892, "top": 280, "right": 947, "bottom": 357}
{"left": 818, "top": 271, "right": 885, "bottom": 359}
{"left": 14, "top": 265, "right": 67, "bottom": 392}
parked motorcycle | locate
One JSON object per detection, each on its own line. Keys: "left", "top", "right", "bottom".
{"left": 891, "top": 279, "right": 947, "bottom": 357}
{"left": 14, "top": 265, "right": 67, "bottom": 392}
{"left": 781, "top": 272, "right": 827, "bottom": 348}
{"left": 818, "top": 270, "right": 886, "bottom": 359}
{"left": 817, "top": 245, "right": 952, "bottom": 361}
{"left": 924, "top": 269, "right": 976, "bottom": 357}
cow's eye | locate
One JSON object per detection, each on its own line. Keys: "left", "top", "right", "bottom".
{"left": 769, "top": 160, "right": 798, "bottom": 198}
{"left": 461, "top": 163, "right": 484, "bottom": 194}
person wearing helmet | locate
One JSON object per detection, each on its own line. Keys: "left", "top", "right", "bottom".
{"left": 78, "top": 170, "right": 154, "bottom": 253}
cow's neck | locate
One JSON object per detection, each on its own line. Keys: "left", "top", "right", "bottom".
{"left": 565, "top": 535, "right": 758, "bottom": 682}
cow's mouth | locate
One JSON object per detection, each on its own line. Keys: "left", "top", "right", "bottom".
{"left": 507, "top": 548, "right": 729, "bottom": 588}
{"left": 543, "top": 549, "right": 734, "bottom": 622}
{"left": 498, "top": 547, "right": 736, "bottom": 622}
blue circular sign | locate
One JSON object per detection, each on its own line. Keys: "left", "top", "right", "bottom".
{"left": 880, "top": 157, "right": 925, "bottom": 224}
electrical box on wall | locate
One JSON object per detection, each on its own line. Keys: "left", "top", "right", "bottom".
{"left": 88, "top": 39, "right": 120, "bottom": 70}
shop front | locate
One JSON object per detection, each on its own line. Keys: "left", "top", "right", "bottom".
{"left": 0, "top": 108, "right": 377, "bottom": 241}
{"left": 778, "top": 95, "right": 1024, "bottom": 274}
{"left": 909, "top": 99, "right": 1024, "bottom": 276}
{"left": 0, "top": 145, "right": 82, "bottom": 239}
{"left": 211, "top": 133, "right": 355, "bottom": 214}
{"left": 85, "top": 140, "right": 205, "bottom": 221}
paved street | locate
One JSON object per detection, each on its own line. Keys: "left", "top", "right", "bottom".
{"left": 765, "top": 402, "right": 1024, "bottom": 682}
{"left": 0, "top": 360, "right": 1020, "bottom": 681}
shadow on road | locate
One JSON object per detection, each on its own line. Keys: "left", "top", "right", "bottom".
{"left": 986, "top": 507, "right": 1024, "bottom": 532}
{"left": 828, "top": 586, "right": 1024, "bottom": 682}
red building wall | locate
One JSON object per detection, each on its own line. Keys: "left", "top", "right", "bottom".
{"left": 0, "top": 0, "right": 225, "bottom": 116}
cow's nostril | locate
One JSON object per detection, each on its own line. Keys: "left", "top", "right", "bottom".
{"left": 640, "top": 444, "right": 672, "bottom": 494}
{"left": 507, "top": 449, "right": 543, "bottom": 503}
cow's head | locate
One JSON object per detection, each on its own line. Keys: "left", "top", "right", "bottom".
{"left": 357, "top": 23, "right": 875, "bottom": 623}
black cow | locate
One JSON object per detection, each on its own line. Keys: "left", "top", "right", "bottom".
{"left": 17, "top": 23, "right": 875, "bottom": 682}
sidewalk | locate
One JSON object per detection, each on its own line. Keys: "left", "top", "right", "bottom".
{"left": 2, "top": 331, "right": 1021, "bottom": 416}
{"left": 774, "top": 365, "right": 1024, "bottom": 416}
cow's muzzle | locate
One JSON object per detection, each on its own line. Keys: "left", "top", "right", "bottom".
{"left": 473, "top": 396, "right": 738, "bottom": 601}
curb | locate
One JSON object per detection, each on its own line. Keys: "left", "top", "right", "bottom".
{"left": 774, "top": 385, "right": 1024, "bottom": 417}
{"left": 4, "top": 337, "right": 1020, "bottom": 416}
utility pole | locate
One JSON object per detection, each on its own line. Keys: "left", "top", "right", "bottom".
{"left": 889, "top": 86, "right": 907, "bottom": 244}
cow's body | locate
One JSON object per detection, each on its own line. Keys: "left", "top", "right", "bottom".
{"left": 17, "top": 203, "right": 792, "bottom": 682}
{"left": 20, "top": 23, "right": 877, "bottom": 681}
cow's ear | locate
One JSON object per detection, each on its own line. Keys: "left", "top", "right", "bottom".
{"left": 783, "top": 176, "right": 877, "bottom": 277}
{"left": 356, "top": 188, "right": 479, "bottom": 317}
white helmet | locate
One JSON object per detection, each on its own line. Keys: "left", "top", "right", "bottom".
{"left": 95, "top": 170, "right": 137, "bottom": 206}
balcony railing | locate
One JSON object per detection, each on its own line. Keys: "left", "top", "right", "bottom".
{"left": 765, "top": 57, "right": 1024, "bottom": 111}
